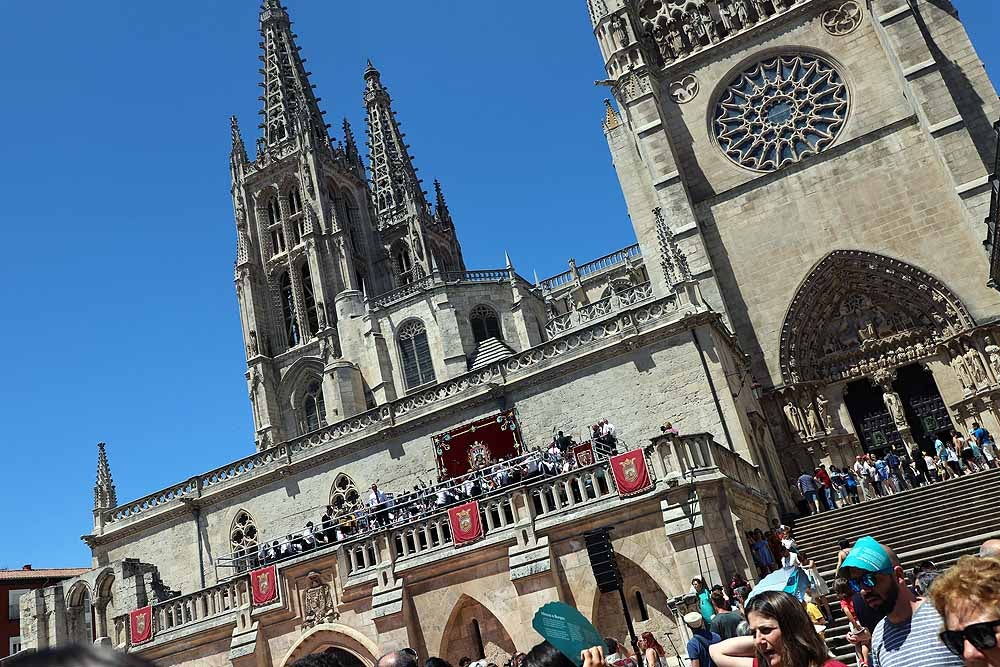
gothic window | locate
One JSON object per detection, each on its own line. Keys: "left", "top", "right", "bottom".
{"left": 393, "top": 242, "right": 414, "bottom": 284}
{"left": 279, "top": 271, "right": 301, "bottom": 347}
{"left": 470, "top": 305, "right": 502, "bottom": 344}
{"left": 300, "top": 264, "right": 320, "bottom": 336}
{"left": 329, "top": 473, "right": 362, "bottom": 513}
{"left": 398, "top": 320, "right": 435, "bottom": 390}
{"left": 267, "top": 197, "right": 281, "bottom": 226}
{"left": 230, "top": 510, "right": 259, "bottom": 572}
{"left": 271, "top": 226, "right": 286, "bottom": 254}
{"left": 303, "top": 380, "right": 326, "bottom": 433}
{"left": 288, "top": 187, "right": 302, "bottom": 215}
{"left": 714, "top": 54, "right": 848, "bottom": 173}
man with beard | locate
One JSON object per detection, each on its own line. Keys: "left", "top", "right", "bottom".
{"left": 840, "top": 536, "right": 962, "bottom": 667}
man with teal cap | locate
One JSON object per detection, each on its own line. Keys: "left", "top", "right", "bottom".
{"left": 839, "top": 536, "right": 961, "bottom": 667}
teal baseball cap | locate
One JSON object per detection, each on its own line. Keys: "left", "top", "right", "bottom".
{"left": 840, "top": 536, "right": 893, "bottom": 574}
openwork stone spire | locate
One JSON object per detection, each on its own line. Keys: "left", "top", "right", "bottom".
{"left": 653, "top": 207, "right": 692, "bottom": 287}
{"left": 258, "top": 1, "right": 328, "bottom": 148}
{"left": 230, "top": 115, "right": 248, "bottom": 165}
{"left": 364, "top": 61, "right": 429, "bottom": 227}
{"left": 433, "top": 179, "right": 453, "bottom": 228}
{"left": 94, "top": 442, "right": 118, "bottom": 511}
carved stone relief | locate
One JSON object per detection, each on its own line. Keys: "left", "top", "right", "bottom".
{"left": 301, "top": 570, "right": 339, "bottom": 628}
{"left": 669, "top": 74, "right": 700, "bottom": 103}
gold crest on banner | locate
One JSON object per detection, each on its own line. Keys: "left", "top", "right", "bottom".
{"left": 620, "top": 457, "right": 639, "bottom": 483}
{"left": 457, "top": 508, "right": 473, "bottom": 532}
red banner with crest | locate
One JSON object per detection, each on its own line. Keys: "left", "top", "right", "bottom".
{"left": 448, "top": 500, "right": 484, "bottom": 546}
{"left": 610, "top": 449, "right": 653, "bottom": 498}
{"left": 129, "top": 606, "right": 153, "bottom": 646}
{"left": 432, "top": 410, "right": 524, "bottom": 481}
{"left": 250, "top": 564, "right": 279, "bottom": 606}
{"left": 573, "top": 441, "right": 596, "bottom": 467}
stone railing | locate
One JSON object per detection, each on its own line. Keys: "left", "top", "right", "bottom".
{"left": 367, "top": 268, "right": 526, "bottom": 311}
{"left": 528, "top": 462, "right": 617, "bottom": 518}
{"left": 545, "top": 282, "right": 654, "bottom": 337}
{"left": 657, "top": 432, "right": 761, "bottom": 489}
{"left": 539, "top": 243, "right": 642, "bottom": 292}
{"left": 111, "top": 578, "right": 249, "bottom": 643}
{"left": 99, "top": 294, "right": 682, "bottom": 531}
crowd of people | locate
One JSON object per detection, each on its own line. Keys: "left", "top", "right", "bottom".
{"left": 790, "top": 422, "right": 997, "bottom": 515}
{"left": 231, "top": 424, "right": 620, "bottom": 572}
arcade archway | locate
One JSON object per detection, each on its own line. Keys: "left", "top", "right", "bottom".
{"left": 439, "top": 594, "right": 516, "bottom": 666}
{"left": 279, "top": 624, "right": 379, "bottom": 667}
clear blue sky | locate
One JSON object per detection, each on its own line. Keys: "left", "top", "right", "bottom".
{"left": 0, "top": 2, "right": 997, "bottom": 569}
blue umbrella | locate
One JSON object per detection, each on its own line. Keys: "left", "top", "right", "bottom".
{"left": 746, "top": 566, "right": 809, "bottom": 603}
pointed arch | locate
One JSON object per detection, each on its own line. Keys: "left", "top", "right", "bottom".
{"left": 469, "top": 304, "right": 503, "bottom": 344}
{"left": 279, "top": 357, "right": 327, "bottom": 436}
{"left": 230, "top": 509, "right": 259, "bottom": 572}
{"left": 589, "top": 554, "right": 679, "bottom": 655}
{"left": 279, "top": 623, "right": 379, "bottom": 667}
{"left": 778, "top": 250, "right": 975, "bottom": 384}
{"left": 438, "top": 594, "right": 517, "bottom": 665}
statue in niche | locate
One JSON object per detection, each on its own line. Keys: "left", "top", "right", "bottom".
{"left": 773, "top": 0, "right": 790, "bottom": 10}
{"left": 752, "top": 0, "right": 772, "bottom": 19}
{"left": 699, "top": 5, "right": 719, "bottom": 42}
{"left": 816, "top": 393, "right": 832, "bottom": 432}
{"left": 883, "top": 392, "right": 906, "bottom": 429}
{"left": 651, "top": 24, "right": 676, "bottom": 60}
{"left": 858, "top": 320, "right": 877, "bottom": 344}
{"left": 783, "top": 399, "right": 806, "bottom": 436}
{"left": 302, "top": 571, "right": 339, "bottom": 628}
{"left": 613, "top": 15, "right": 631, "bottom": 48}
{"left": 805, "top": 402, "right": 822, "bottom": 436}
{"left": 984, "top": 338, "right": 1000, "bottom": 384}
{"left": 317, "top": 302, "right": 327, "bottom": 329}
{"left": 729, "top": 0, "right": 753, "bottom": 28}
{"left": 967, "top": 348, "right": 989, "bottom": 387}
{"left": 680, "top": 12, "right": 699, "bottom": 51}
{"left": 249, "top": 330, "right": 259, "bottom": 356}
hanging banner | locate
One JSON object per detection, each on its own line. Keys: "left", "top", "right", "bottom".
{"left": 448, "top": 500, "right": 484, "bottom": 546}
{"left": 573, "top": 441, "right": 596, "bottom": 467}
{"left": 251, "top": 564, "right": 279, "bottom": 606}
{"left": 610, "top": 449, "right": 654, "bottom": 498}
{"left": 432, "top": 409, "right": 524, "bottom": 480}
{"left": 129, "top": 606, "right": 154, "bottom": 646}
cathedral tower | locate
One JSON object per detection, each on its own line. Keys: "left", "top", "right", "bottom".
{"left": 232, "top": 1, "right": 386, "bottom": 448}
{"left": 591, "top": 0, "right": 1000, "bottom": 478}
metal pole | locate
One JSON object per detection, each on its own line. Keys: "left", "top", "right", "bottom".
{"left": 617, "top": 586, "right": 641, "bottom": 660}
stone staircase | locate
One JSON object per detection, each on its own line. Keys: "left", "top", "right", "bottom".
{"left": 469, "top": 336, "right": 515, "bottom": 370}
{"left": 791, "top": 468, "right": 1000, "bottom": 664}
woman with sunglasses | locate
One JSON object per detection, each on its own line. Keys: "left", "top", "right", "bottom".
{"left": 930, "top": 555, "right": 1000, "bottom": 666}
{"left": 709, "top": 590, "right": 847, "bottom": 667}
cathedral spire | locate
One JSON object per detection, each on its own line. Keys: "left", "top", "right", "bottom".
{"left": 94, "top": 442, "right": 118, "bottom": 511}
{"left": 364, "top": 61, "right": 430, "bottom": 224}
{"left": 258, "top": 1, "right": 329, "bottom": 148}
{"left": 342, "top": 118, "right": 364, "bottom": 177}
{"left": 434, "top": 179, "right": 454, "bottom": 228}
{"left": 230, "top": 115, "right": 248, "bottom": 165}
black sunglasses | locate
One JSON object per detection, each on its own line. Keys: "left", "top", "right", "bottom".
{"left": 940, "top": 619, "right": 1000, "bottom": 656}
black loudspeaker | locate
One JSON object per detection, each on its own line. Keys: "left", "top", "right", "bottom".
{"left": 584, "top": 527, "right": 622, "bottom": 593}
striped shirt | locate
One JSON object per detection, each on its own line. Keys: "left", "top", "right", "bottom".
{"left": 871, "top": 601, "right": 963, "bottom": 667}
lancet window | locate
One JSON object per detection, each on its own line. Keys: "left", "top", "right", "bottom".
{"left": 300, "top": 264, "right": 320, "bottom": 336}
{"left": 279, "top": 271, "right": 301, "bottom": 347}
{"left": 399, "top": 320, "right": 435, "bottom": 390}
{"left": 303, "top": 380, "right": 326, "bottom": 433}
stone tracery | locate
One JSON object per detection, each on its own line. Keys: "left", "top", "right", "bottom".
{"left": 779, "top": 250, "right": 974, "bottom": 385}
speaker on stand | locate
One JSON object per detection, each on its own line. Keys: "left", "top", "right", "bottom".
{"left": 584, "top": 527, "right": 639, "bottom": 657}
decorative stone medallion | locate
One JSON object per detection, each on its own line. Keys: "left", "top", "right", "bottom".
{"left": 713, "top": 54, "right": 849, "bottom": 172}
{"left": 669, "top": 75, "right": 700, "bottom": 103}
{"left": 822, "top": 1, "right": 863, "bottom": 36}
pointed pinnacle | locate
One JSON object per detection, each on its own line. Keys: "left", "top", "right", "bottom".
{"left": 505, "top": 251, "right": 514, "bottom": 270}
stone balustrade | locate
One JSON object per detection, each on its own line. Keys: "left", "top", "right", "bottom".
{"left": 527, "top": 462, "right": 617, "bottom": 518}
{"left": 367, "top": 267, "right": 530, "bottom": 311}
{"left": 545, "top": 282, "right": 654, "bottom": 337}
{"left": 97, "top": 294, "right": 683, "bottom": 533}
{"left": 656, "top": 432, "right": 762, "bottom": 490}
{"left": 539, "top": 243, "right": 641, "bottom": 292}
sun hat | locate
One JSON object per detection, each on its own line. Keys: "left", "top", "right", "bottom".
{"left": 839, "top": 536, "right": 893, "bottom": 574}
{"left": 683, "top": 612, "right": 704, "bottom": 629}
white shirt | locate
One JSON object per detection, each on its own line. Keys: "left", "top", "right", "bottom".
{"left": 368, "top": 488, "right": 386, "bottom": 505}
{"left": 602, "top": 422, "right": 617, "bottom": 437}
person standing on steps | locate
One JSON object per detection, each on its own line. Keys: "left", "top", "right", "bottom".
{"left": 797, "top": 470, "right": 821, "bottom": 513}
{"left": 839, "top": 536, "right": 963, "bottom": 667}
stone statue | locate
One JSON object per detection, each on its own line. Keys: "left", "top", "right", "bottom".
{"left": 249, "top": 330, "right": 259, "bottom": 356}
{"left": 985, "top": 340, "right": 1000, "bottom": 383}
{"left": 302, "top": 571, "right": 338, "bottom": 628}
{"left": 681, "top": 13, "right": 699, "bottom": 51}
{"left": 317, "top": 302, "right": 327, "bottom": 329}
{"left": 718, "top": 0, "right": 735, "bottom": 32}
{"left": 752, "top": 0, "right": 772, "bottom": 19}
{"left": 805, "top": 402, "right": 822, "bottom": 436}
{"left": 783, "top": 400, "right": 805, "bottom": 436}
{"left": 652, "top": 24, "right": 675, "bottom": 61}
{"left": 699, "top": 5, "right": 719, "bottom": 42}
{"left": 952, "top": 351, "right": 972, "bottom": 392}
{"left": 967, "top": 348, "right": 988, "bottom": 386}
{"left": 883, "top": 392, "right": 905, "bottom": 428}
{"left": 816, "top": 393, "right": 832, "bottom": 432}
{"left": 613, "top": 15, "right": 630, "bottom": 48}
{"left": 731, "top": 0, "right": 753, "bottom": 27}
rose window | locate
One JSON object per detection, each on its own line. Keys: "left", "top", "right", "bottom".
{"left": 714, "top": 54, "right": 849, "bottom": 172}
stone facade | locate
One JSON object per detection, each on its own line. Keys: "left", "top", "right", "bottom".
{"left": 19, "top": 0, "right": 1000, "bottom": 665}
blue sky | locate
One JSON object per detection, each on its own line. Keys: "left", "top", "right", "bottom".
{"left": 0, "top": 2, "right": 997, "bottom": 569}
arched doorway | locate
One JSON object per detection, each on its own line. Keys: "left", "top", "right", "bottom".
{"left": 279, "top": 624, "right": 379, "bottom": 667}
{"left": 590, "top": 556, "right": 680, "bottom": 659}
{"left": 439, "top": 595, "right": 516, "bottom": 666}
{"left": 845, "top": 364, "right": 952, "bottom": 455}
